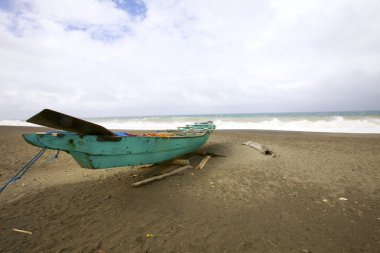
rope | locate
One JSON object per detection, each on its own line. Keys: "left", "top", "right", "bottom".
{"left": 0, "top": 148, "right": 47, "bottom": 193}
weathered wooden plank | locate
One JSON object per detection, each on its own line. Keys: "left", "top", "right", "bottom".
{"left": 195, "top": 155, "right": 211, "bottom": 170}
{"left": 132, "top": 165, "right": 192, "bottom": 187}
{"left": 161, "top": 159, "right": 190, "bottom": 166}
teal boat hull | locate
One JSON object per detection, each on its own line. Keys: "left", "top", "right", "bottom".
{"left": 23, "top": 130, "right": 212, "bottom": 169}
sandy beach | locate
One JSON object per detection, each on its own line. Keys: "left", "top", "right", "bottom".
{"left": 0, "top": 126, "right": 379, "bottom": 252}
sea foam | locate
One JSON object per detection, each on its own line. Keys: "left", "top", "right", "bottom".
{"left": 1, "top": 113, "right": 380, "bottom": 133}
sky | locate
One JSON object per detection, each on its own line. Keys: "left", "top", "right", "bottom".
{"left": 0, "top": 0, "right": 380, "bottom": 119}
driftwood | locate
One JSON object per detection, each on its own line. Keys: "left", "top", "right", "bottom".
{"left": 139, "top": 164, "right": 155, "bottom": 169}
{"left": 132, "top": 165, "right": 192, "bottom": 187}
{"left": 161, "top": 159, "right": 190, "bottom": 166}
{"left": 197, "top": 151, "right": 227, "bottom": 157}
{"left": 195, "top": 155, "right": 211, "bottom": 170}
{"left": 243, "top": 141, "right": 274, "bottom": 155}
{"left": 12, "top": 229, "right": 32, "bottom": 235}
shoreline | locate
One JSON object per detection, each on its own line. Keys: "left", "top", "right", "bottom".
{"left": 0, "top": 125, "right": 379, "bottom": 252}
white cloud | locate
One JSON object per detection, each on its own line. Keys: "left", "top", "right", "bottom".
{"left": 0, "top": 0, "right": 379, "bottom": 119}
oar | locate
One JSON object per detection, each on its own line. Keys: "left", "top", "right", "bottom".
{"left": 26, "top": 109, "right": 114, "bottom": 136}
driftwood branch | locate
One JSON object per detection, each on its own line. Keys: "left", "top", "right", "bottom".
{"left": 132, "top": 165, "right": 192, "bottom": 187}
{"left": 12, "top": 229, "right": 32, "bottom": 235}
{"left": 195, "top": 155, "right": 211, "bottom": 170}
{"left": 243, "top": 141, "right": 274, "bottom": 155}
{"left": 161, "top": 159, "right": 190, "bottom": 166}
{"left": 197, "top": 151, "right": 227, "bottom": 157}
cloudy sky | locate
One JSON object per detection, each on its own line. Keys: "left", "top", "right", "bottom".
{"left": 0, "top": 0, "right": 379, "bottom": 119}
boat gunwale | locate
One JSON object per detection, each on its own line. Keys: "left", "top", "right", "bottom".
{"left": 30, "top": 132, "right": 210, "bottom": 139}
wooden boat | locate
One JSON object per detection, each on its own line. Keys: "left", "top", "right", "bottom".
{"left": 22, "top": 109, "right": 215, "bottom": 169}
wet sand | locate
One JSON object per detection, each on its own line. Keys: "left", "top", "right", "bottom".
{"left": 0, "top": 126, "right": 380, "bottom": 252}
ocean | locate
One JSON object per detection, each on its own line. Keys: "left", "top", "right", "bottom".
{"left": 1, "top": 111, "right": 380, "bottom": 133}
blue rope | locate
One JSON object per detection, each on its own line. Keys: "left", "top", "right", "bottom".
{"left": 0, "top": 148, "right": 47, "bottom": 193}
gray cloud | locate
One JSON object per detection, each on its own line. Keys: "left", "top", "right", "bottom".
{"left": 0, "top": 0, "right": 379, "bottom": 119}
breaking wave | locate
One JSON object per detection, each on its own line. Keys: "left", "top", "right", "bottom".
{"left": 2, "top": 113, "right": 380, "bottom": 133}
